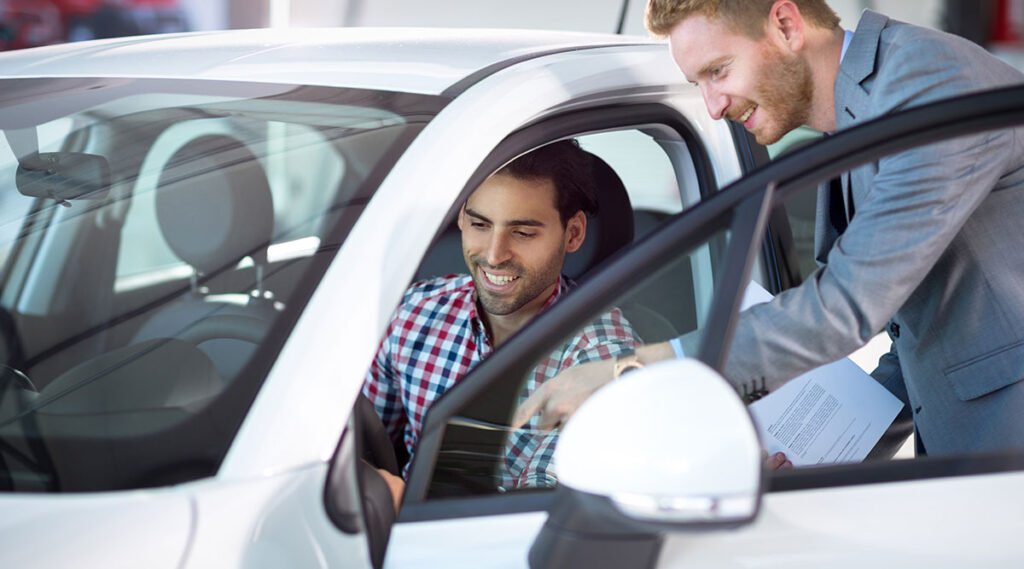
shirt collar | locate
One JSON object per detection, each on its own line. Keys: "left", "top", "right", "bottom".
{"left": 840, "top": 29, "right": 853, "bottom": 63}
{"left": 469, "top": 275, "right": 570, "bottom": 339}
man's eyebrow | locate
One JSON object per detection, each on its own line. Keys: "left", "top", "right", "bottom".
{"left": 464, "top": 208, "right": 492, "bottom": 224}
{"left": 465, "top": 207, "right": 546, "bottom": 227}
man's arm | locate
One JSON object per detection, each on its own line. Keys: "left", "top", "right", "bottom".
{"left": 512, "top": 340, "right": 673, "bottom": 430}
{"left": 362, "top": 330, "right": 408, "bottom": 451}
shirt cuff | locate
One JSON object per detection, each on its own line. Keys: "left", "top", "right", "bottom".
{"left": 669, "top": 336, "right": 686, "bottom": 359}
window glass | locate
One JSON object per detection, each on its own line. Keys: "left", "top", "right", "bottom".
{"left": 0, "top": 77, "right": 442, "bottom": 493}
{"left": 578, "top": 130, "right": 684, "bottom": 215}
{"left": 766, "top": 126, "right": 825, "bottom": 284}
{"left": 116, "top": 118, "right": 344, "bottom": 287}
{"left": 0, "top": 118, "right": 73, "bottom": 269}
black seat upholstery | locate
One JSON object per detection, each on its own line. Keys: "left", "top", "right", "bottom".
{"left": 132, "top": 135, "right": 279, "bottom": 380}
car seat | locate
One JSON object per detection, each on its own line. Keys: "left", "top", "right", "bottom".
{"left": 414, "top": 150, "right": 676, "bottom": 341}
{"left": 130, "top": 135, "right": 280, "bottom": 380}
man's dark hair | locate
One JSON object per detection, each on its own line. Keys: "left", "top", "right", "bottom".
{"left": 495, "top": 139, "right": 599, "bottom": 226}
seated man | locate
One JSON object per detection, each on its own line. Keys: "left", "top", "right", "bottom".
{"left": 363, "top": 140, "right": 639, "bottom": 497}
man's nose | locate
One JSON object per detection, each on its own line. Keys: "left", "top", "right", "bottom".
{"left": 486, "top": 232, "right": 513, "bottom": 266}
{"left": 702, "top": 84, "right": 728, "bottom": 120}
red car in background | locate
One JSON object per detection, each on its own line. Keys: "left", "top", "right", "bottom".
{"left": 0, "top": 0, "right": 187, "bottom": 50}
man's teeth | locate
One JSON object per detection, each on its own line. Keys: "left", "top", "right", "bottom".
{"left": 739, "top": 105, "right": 757, "bottom": 122}
{"left": 484, "top": 271, "right": 518, "bottom": 286}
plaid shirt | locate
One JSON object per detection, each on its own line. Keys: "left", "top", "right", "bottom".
{"left": 363, "top": 274, "right": 638, "bottom": 487}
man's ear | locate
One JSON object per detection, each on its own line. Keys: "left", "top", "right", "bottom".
{"left": 457, "top": 203, "right": 466, "bottom": 232}
{"left": 768, "top": 0, "right": 805, "bottom": 52}
{"left": 564, "top": 210, "right": 587, "bottom": 253}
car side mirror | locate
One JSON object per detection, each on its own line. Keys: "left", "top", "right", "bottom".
{"left": 528, "top": 358, "right": 763, "bottom": 569}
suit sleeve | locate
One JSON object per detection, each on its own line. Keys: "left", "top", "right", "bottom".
{"left": 723, "top": 35, "right": 1023, "bottom": 389}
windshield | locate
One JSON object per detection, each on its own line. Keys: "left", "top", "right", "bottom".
{"left": 0, "top": 77, "right": 444, "bottom": 492}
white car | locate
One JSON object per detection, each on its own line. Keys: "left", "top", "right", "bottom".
{"left": 0, "top": 27, "right": 1022, "bottom": 569}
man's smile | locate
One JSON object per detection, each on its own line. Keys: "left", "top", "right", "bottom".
{"left": 737, "top": 103, "right": 757, "bottom": 125}
{"left": 479, "top": 267, "right": 521, "bottom": 292}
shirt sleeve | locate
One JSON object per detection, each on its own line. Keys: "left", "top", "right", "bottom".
{"left": 568, "top": 306, "right": 641, "bottom": 366}
{"left": 362, "top": 324, "right": 407, "bottom": 444}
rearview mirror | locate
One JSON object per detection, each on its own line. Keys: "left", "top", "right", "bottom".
{"left": 529, "top": 359, "right": 763, "bottom": 569}
{"left": 16, "top": 152, "right": 112, "bottom": 201}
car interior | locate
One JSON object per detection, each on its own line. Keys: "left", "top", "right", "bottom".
{"left": 351, "top": 130, "right": 711, "bottom": 506}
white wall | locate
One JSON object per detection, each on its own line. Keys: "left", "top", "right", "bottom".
{"left": 276, "top": 0, "right": 947, "bottom": 34}
{"left": 831, "top": 0, "right": 945, "bottom": 30}
{"left": 180, "top": 0, "right": 228, "bottom": 31}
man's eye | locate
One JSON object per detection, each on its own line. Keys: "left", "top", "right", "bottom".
{"left": 471, "top": 221, "right": 488, "bottom": 229}
{"left": 515, "top": 231, "right": 536, "bottom": 238}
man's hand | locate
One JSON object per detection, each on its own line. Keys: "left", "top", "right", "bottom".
{"left": 512, "top": 358, "right": 615, "bottom": 431}
{"left": 512, "top": 342, "right": 677, "bottom": 431}
{"left": 375, "top": 467, "right": 405, "bottom": 513}
{"left": 764, "top": 450, "right": 793, "bottom": 470}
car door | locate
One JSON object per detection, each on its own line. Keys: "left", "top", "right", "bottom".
{"left": 368, "top": 85, "right": 1024, "bottom": 568}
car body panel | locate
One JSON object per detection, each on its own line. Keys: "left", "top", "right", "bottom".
{"left": 0, "top": 27, "right": 650, "bottom": 95}
{"left": 386, "top": 512, "right": 545, "bottom": 569}
{"left": 0, "top": 489, "right": 193, "bottom": 568}
{"left": 659, "top": 470, "right": 1024, "bottom": 567}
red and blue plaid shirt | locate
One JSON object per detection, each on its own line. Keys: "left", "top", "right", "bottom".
{"left": 363, "top": 274, "right": 638, "bottom": 488}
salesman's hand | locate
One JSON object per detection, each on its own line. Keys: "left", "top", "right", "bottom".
{"left": 513, "top": 342, "right": 677, "bottom": 431}
{"left": 764, "top": 450, "right": 793, "bottom": 470}
{"left": 512, "top": 358, "right": 615, "bottom": 431}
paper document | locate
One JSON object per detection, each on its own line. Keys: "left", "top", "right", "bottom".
{"left": 742, "top": 282, "right": 904, "bottom": 466}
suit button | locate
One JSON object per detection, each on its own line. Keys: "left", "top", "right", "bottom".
{"left": 889, "top": 322, "right": 901, "bottom": 338}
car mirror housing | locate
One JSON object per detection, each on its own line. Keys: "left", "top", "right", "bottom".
{"left": 529, "top": 358, "right": 763, "bottom": 569}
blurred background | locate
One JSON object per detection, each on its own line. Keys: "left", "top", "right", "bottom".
{"left": 2, "top": 0, "right": 1023, "bottom": 64}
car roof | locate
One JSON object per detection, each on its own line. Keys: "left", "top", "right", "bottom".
{"left": 0, "top": 27, "right": 658, "bottom": 95}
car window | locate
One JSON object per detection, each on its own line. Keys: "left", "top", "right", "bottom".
{"left": 0, "top": 118, "right": 73, "bottom": 269}
{"left": 765, "top": 126, "right": 825, "bottom": 284}
{"left": 405, "top": 206, "right": 734, "bottom": 504}
{"left": 116, "top": 119, "right": 345, "bottom": 286}
{"left": 0, "top": 77, "right": 444, "bottom": 492}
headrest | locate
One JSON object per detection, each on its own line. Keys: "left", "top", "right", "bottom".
{"left": 413, "top": 151, "right": 634, "bottom": 283}
{"left": 561, "top": 152, "right": 634, "bottom": 281}
{"left": 155, "top": 135, "right": 274, "bottom": 276}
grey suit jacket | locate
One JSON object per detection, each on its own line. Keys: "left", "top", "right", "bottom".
{"left": 725, "top": 10, "right": 1024, "bottom": 454}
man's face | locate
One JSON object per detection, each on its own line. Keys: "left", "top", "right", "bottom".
{"left": 668, "top": 14, "right": 813, "bottom": 145}
{"left": 458, "top": 173, "right": 585, "bottom": 318}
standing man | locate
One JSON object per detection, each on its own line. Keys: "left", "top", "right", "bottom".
{"left": 518, "top": 1, "right": 1024, "bottom": 456}
{"left": 364, "top": 139, "right": 638, "bottom": 493}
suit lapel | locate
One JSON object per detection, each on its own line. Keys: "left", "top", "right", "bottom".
{"left": 834, "top": 10, "right": 889, "bottom": 130}
{"left": 816, "top": 9, "right": 889, "bottom": 257}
